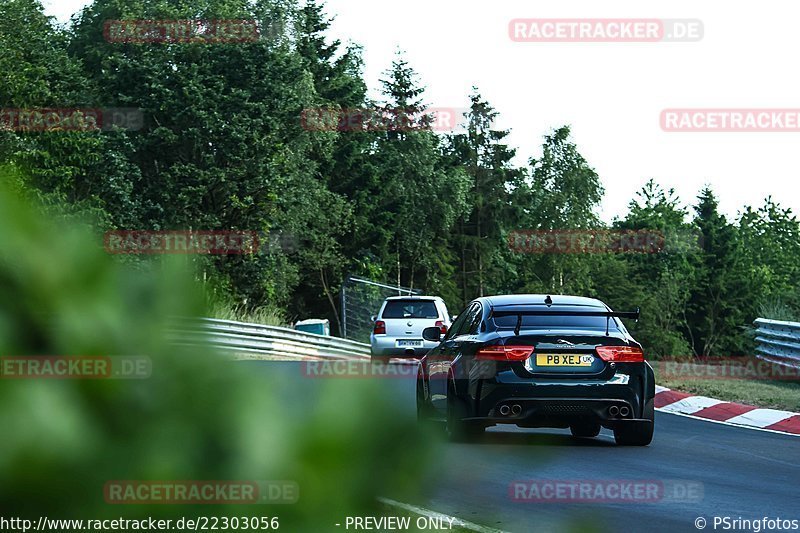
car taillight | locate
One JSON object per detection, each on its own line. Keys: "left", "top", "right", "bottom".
{"left": 373, "top": 320, "right": 386, "bottom": 335}
{"left": 595, "top": 346, "right": 644, "bottom": 363}
{"left": 435, "top": 320, "right": 448, "bottom": 335}
{"left": 476, "top": 345, "right": 534, "bottom": 362}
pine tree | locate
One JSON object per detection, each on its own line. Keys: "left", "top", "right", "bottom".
{"left": 612, "top": 179, "right": 697, "bottom": 356}
{"left": 688, "top": 187, "right": 755, "bottom": 356}
{"left": 447, "top": 89, "right": 523, "bottom": 302}
{"left": 372, "top": 52, "right": 469, "bottom": 294}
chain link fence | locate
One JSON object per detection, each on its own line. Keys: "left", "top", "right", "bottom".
{"left": 340, "top": 276, "right": 419, "bottom": 342}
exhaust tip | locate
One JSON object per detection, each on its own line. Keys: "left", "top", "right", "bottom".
{"left": 499, "top": 405, "right": 511, "bottom": 416}
{"left": 619, "top": 406, "right": 630, "bottom": 417}
{"left": 608, "top": 405, "right": 620, "bottom": 417}
{"left": 511, "top": 404, "right": 522, "bottom": 416}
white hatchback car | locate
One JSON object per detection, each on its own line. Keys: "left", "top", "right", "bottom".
{"left": 370, "top": 296, "right": 451, "bottom": 360}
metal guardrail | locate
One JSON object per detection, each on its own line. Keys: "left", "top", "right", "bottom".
{"left": 170, "top": 318, "right": 370, "bottom": 360}
{"left": 754, "top": 318, "right": 800, "bottom": 369}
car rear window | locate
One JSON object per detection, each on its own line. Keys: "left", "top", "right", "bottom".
{"left": 492, "top": 308, "right": 619, "bottom": 330}
{"left": 381, "top": 300, "right": 439, "bottom": 319}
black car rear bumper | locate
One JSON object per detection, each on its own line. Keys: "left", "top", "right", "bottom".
{"left": 463, "top": 397, "right": 650, "bottom": 429}
{"left": 451, "top": 363, "right": 655, "bottom": 429}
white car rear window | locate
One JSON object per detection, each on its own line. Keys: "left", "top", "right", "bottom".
{"left": 381, "top": 300, "right": 438, "bottom": 319}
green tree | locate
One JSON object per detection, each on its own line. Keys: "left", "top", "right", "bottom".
{"left": 611, "top": 179, "right": 697, "bottom": 357}
{"left": 739, "top": 197, "right": 800, "bottom": 314}
{"left": 511, "top": 126, "right": 603, "bottom": 296}
{"left": 0, "top": 0, "right": 140, "bottom": 227}
{"left": 66, "top": 0, "right": 352, "bottom": 318}
{"left": 372, "top": 53, "right": 469, "bottom": 298}
{"left": 447, "top": 89, "right": 523, "bottom": 303}
{"left": 688, "top": 187, "right": 757, "bottom": 356}
{"left": 290, "top": 0, "right": 374, "bottom": 331}
{"left": 294, "top": 0, "right": 364, "bottom": 105}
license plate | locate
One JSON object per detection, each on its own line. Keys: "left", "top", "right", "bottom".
{"left": 536, "top": 354, "right": 593, "bottom": 367}
{"left": 397, "top": 340, "right": 423, "bottom": 347}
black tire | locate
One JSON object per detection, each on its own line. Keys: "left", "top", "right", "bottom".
{"left": 416, "top": 373, "right": 432, "bottom": 423}
{"left": 570, "top": 422, "right": 601, "bottom": 438}
{"left": 446, "top": 384, "right": 484, "bottom": 442}
{"left": 613, "top": 400, "right": 654, "bottom": 446}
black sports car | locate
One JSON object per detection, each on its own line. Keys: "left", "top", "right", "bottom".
{"left": 416, "top": 294, "right": 655, "bottom": 445}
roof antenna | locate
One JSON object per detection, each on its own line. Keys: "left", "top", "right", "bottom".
{"left": 544, "top": 295, "right": 553, "bottom": 306}
{"left": 514, "top": 313, "right": 522, "bottom": 336}
{"left": 605, "top": 315, "right": 611, "bottom": 337}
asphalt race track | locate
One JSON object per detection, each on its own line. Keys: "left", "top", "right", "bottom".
{"left": 412, "top": 414, "right": 800, "bottom": 532}
{"left": 245, "top": 361, "right": 800, "bottom": 533}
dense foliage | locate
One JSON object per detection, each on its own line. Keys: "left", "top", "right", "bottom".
{"left": 0, "top": 163, "right": 439, "bottom": 528}
{"left": 3, "top": 0, "right": 799, "bottom": 356}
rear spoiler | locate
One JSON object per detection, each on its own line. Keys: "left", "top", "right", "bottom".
{"left": 489, "top": 308, "right": 641, "bottom": 336}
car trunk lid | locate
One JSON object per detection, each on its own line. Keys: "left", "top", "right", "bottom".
{"left": 504, "top": 330, "right": 630, "bottom": 377}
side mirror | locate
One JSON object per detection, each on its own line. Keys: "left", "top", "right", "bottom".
{"left": 422, "top": 327, "right": 442, "bottom": 342}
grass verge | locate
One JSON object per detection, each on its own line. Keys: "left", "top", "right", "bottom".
{"left": 208, "top": 300, "right": 288, "bottom": 327}
{"left": 653, "top": 358, "right": 800, "bottom": 412}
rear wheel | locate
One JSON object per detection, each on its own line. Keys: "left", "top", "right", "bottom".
{"left": 416, "top": 372, "right": 433, "bottom": 423}
{"left": 570, "top": 422, "right": 601, "bottom": 438}
{"left": 446, "top": 384, "right": 484, "bottom": 442}
{"left": 613, "top": 400, "right": 654, "bottom": 446}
